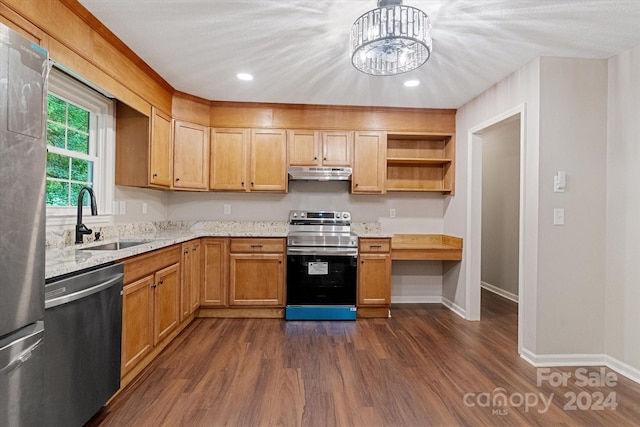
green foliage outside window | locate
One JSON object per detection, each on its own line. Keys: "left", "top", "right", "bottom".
{"left": 46, "top": 94, "right": 94, "bottom": 206}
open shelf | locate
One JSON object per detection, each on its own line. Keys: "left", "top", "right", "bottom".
{"left": 386, "top": 133, "right": 455, "bottom": 194}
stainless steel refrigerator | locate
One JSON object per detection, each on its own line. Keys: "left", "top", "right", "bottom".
{"left": 0, "top": 23, "right": 48, "bottom": 427}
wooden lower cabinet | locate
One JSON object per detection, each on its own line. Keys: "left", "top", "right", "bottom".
{"left": 154, "top": 263, "right": 180, "bottom": 345}
{"left": 121, "top": 245, "right": 181, "bottom": 380}
{"left": 357, "top": 238, "right": 392, "bottom": 316}
{"left": 227, "top": 238, "right": 285, "bottom": 307}
{"left": 229, "top": 253, "right": 285, "bottom": 306}
{"left": 201, "top": 238, "right": 228, "bottom": 306}
{"left": 121, "top": 275, "right": 154, "bottom": 376}
{"left": 180, "top": 239, "right": 201, "bottom": 321}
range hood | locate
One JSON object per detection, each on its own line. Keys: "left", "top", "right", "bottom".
{"left": 288, "top": 166, "right": 352, "bottom": 181}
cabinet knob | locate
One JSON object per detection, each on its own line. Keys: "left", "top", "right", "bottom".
{"left": 158, "top": 280, "right": 163, "bottom": 285}
{"left": 279, "top": 260, "right": 282, "bottom": 264}
{"left": 152, "top": 284, "right": 157, "bottom": 289}
{"left": 241, "top": 181, "right": 244, "bottom": 186}
{"left": 175, "top": 177, "right": 180, "bottom": 182}
{"left": 184, "top": 250, "right": 189, "bottom": 255}
{"left": 251, "top": 182, "right": 254, "bottom": 186}
{"left": 323, "top": 157, "right": 327, "bottom": 161}
{"left": 192, "top": 248, "right": 197, "bottom": 252}
{"left": 153, "top": 173, "right": 158, "bottom": 177}
{"left": 314, "top": 157, "right": 317, "bottom": 160}
{"left": 361, "top": 260, "right": 364, "bottom": 264}
{"left": 355, "top": 183, "right": 359, "bottom": 187}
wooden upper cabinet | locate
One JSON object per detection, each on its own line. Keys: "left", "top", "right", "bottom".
{"left": 321, "top": 131, "right": 352, "bottom": 166}
{"left": 149, "top": 107, "right": 173, "bottom": 188}
{"left": 288, "top": 130, "right": 352, "bottom": 167}
{"left": 173, "top": 120, "right": 209, "bottom": 190}
{"left": 352, "top": 131, "right": 386, "bottom": 194}
{"left": 210, "top": 128, "right": 248, "bottom": 191}
{"left": 288, "top": 130, "right": 320, "bottom": 166}
{"left": 249, "top": 129, "right": 288, "bottom": 192}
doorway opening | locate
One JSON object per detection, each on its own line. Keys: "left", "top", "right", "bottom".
{"left": 465, "top": 105, "right": 527, "bottom": 354}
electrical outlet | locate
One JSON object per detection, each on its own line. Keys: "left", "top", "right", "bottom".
{"left": 119, "top": 201, "right": 126, "bottom": 215}
{"left": 224, "top": 204, "right": 231, "bottom": 215}
{"left": 390, "top": 208, "right": 396, "bottom": 218}
{"left": 142, "top": 202, "right": 148, "bottom": 214}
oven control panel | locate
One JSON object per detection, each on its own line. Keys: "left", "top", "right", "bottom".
{"left": 289, "top": 210, "right": 350, "bottom": 222}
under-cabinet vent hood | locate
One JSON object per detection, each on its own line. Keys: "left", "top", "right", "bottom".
{"left": 288, "top": 166, "right": 352, "bottom": 181}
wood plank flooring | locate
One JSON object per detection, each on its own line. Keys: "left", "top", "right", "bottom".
{"left": 88, "top": 291, "right": 640, "bottom": 426}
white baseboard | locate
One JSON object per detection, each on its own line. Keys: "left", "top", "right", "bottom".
{"left": 481, "top": 281, "right": 519, "bottom": 303}
{"left": 391, "top": 296, "right": 442, "bottom": 304}
{"left": 605, "top": 355, "right": 640, "bottom": 385}
{"left": 441, "top": 297, "right": 466, "bottom": 319}
{"left": 519, "top": 349, "right": 640, "bottom": 385}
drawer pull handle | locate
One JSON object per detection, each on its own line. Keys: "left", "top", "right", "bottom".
{"left": 369, "top": 245, "right": 382, "bottom": 248}
{"left": 250, "top": 244, "right": 263, "bottom": 248}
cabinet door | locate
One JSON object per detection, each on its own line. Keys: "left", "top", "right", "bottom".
{"left": 154, "top": 263, "right": 180, "bottom": 345}
{"left": 357, "top": 253, "right": 391, "bottom": 306}
{"left": 249, "top": 129, "right": 287, "bottom": 192}
{"left": 122, "top": 275, "right": 154, "bottom": 376}
{"left": 321, "top": 131, "right": 352, "bottom": 166}
{"left": 210, "top": 128, "right": 248, "bottom": 191}
{"left": 352, "top": 131, "right": 386, "bottom": 194}
{"left": 190, "top": 240, "right": 201, "bottom": 313}
{"left": 149, "top": 107, "right": 173, "bottom": 187}
{"left": 201, "top": 238, "right": 228, "bottom": 306}
{"left": 173, "top": 120, "right": 209, "bottom": 190}
{"left": 180, "top": 243, "right": 191, "bottom": 322}
{"left": 288, "top": 130, "right": 320, "bottom": 166}
{"left": 229, "top": 253, "right": 284, "bottom": 306}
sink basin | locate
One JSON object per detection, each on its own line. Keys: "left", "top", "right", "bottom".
{"left": 81, "top": 240, "right": 152, "bottom": 251}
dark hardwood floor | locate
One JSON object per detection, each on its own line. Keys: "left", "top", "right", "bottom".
{"left": 89, "top": 290, "right": 640, "bottom": 426}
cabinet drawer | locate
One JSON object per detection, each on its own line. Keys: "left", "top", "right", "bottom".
{"left": 229, "top": 238, "right": 285, "bottom": 253}
{"left": 123, "top": 245, "right": 181, "bottom": 283}
{"left": 359, "top": 238, "right": 391, "bottom": 253}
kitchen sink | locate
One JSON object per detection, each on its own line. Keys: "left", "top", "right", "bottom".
{"left": 81, "top": 240, "right": 152, "bottom": 251}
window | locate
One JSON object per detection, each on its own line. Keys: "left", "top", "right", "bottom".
{"left": 46, "top": 68, "right": 115, "bottom": 222}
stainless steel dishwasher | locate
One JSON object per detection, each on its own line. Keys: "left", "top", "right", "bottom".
{"left": 44, "top": 262, "right": 124, "bottom": 427}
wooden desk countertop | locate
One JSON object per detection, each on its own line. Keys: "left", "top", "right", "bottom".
{"left": 391, "top": 234, "right": 463, "bottom": 261}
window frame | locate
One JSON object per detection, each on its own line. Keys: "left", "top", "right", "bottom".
{"left": 46, "top": 68, "right": 115, "bottom": 225}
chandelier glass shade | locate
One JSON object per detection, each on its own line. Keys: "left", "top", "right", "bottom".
{"left": 350, "top": 0, "right": 432, "bottom": 76}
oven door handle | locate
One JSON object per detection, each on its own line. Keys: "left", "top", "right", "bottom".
{"left": 287, "top": 247, "right": 358, "bottom": 256}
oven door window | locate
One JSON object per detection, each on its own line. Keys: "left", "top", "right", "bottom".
{"left": 287, "top": 255, "right": 357, "bottom": 305}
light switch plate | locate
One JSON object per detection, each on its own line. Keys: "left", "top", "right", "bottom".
{"left": 390, "top": 208, "right": 396, "bottom": 218}
{"left": 553, "top": 208, "right": 565, "bottom": 225}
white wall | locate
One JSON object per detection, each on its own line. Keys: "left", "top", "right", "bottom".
{"left": 536, "top": 57, "right": 607, "bottom": 355}
{"left": 606, "top": 44, "right": 640, "bottom": 372}
{"left": 445, "top": 58, "right": 540, "bottom": 354}
{"left": 450, "top": 57, "right": 609, "bottom": 359}
{"left": 114, "top": 185, "right": 168, "bottom": 223}
{"left": 481, "top": 120, "right": 520, "bottom": 298}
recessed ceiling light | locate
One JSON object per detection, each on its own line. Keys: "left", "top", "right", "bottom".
{"left": 404, "top": 80, "right": 420, "bottom": 87}
{"left": 237, "top": 73, "right": 253, "bottom": 81}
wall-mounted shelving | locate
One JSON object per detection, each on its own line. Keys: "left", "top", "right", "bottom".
{"left": 386, "top": 133, "right": 455, "bottom": 194}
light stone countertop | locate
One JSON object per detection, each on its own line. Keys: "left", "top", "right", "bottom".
{"left": 45, "top": 220, "right": 388, "bottom": 279}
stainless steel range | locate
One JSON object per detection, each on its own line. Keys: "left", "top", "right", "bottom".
{"left": 286, "top": 210, "right": 359, "bottom": 320}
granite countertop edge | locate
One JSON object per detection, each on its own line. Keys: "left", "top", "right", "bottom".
{"left": 46, "top": 227, "right": 392, "bottom": 279}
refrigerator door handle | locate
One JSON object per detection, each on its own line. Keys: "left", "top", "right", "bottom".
{"left": 45, "top": 273, "right": 124, "bottom": 309}
{"left": 0, "top": 337, "right": 43, "bottom": 375}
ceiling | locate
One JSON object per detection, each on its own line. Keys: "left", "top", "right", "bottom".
{"left": 77, "top": 0, "right": 640, "bottom": 109}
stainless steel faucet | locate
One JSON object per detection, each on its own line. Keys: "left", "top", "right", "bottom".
{"left": 75, "top": 186, "right": 98, "bottom": 244}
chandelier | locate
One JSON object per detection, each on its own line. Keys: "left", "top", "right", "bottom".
{"left": 350, "top": 0, "right": 432, "bottom": 76}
